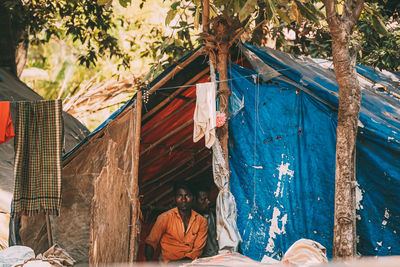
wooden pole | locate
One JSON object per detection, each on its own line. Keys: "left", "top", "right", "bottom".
{"left": 45, "top": 213, "right": 53, "bottom": 248}
{"left": 128, "top": 90, "right": 142, "bottom": 263}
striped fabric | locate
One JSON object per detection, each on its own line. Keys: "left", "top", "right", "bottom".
{"left": 12, "top": 100, "right": 64, "bottom": 217}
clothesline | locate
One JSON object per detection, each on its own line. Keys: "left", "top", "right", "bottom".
{"left": 2, "top": 59, "right": 334, "bottom": 104}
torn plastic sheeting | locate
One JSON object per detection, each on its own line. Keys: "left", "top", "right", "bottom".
{"left": 241, "top": 44, "right": 280, "bottom": 82}
{"left": 229, "top": 90, "right": 244, "bottom": 119}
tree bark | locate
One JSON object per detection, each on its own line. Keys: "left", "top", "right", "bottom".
{"left": 0, "top": 4, "right": 17, "bottom": 75}
{"left": 15, "top": 29, "right": 29, "bottom": 77}
{"left": 215, "top": 43, "right": 230, "bottom": 166}
{"left": 203, "top": 14, "right": 234, "bottom": 170}
{"left": 324, "top": 0, "right": 364, "bottom": 259}
{"left": 0, "top": 3, "right": 28, "bottom": 77}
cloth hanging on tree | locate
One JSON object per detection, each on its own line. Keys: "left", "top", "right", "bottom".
{"left": 0, "top": 101, "right": 15, "bottom": 145}
{"left": 12, "top": 100, "right": 64, "bottom": 217}
{"left": 193, "top": 82, "right": 217, "bottom": 148}
{"left": 212, "top": 138, "right": 242, "bottom": 253}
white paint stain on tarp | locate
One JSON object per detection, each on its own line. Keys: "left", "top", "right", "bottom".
{"left": 384, "top": 208, "right": 390, "bottom": 219}
{"left": 251, "top": 165, "right": 264, "bottom": 169}
{"left": 355, "top": 183, "right": 364, "bottom": 210}
{"left": 382, "top": 208, "right": 390, "bottom": 226}
{"left": 265, "top": 207, "right": 287, "bottom": 253}
{"left": 274, "top": 157, "right": 294, "bottom": 198}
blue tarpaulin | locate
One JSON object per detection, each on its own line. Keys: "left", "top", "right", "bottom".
{"left": 228, "top": 44, "right": 400, "bottom": 260}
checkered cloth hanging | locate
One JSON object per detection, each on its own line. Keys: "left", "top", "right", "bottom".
{"left": 12, "top": 100, "right": 64, "bottom": 217}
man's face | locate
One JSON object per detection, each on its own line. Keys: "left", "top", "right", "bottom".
{"left": 196, "top": 191, "right": 210, "bottom": 213}
{"left": 175, "top": 188, "right": 193, "bottom": 211}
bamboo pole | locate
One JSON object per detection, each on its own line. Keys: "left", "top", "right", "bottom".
{"left": 142, "top": 67, "right": 209, "bottom": 121}
{"left": 128, "top": 90, "right": 142, "bottom": 263}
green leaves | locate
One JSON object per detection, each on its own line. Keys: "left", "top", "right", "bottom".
{"left": 238, "top": 0, "right": 257, "bottom": 22}
{"left": 97, "top": 0, "right": 112, "bottom": 5}
{"left": 118, "top": 0, "right": 131, "bottom": 8}
{"left": 165, "top": 9, "right": 178, "bottom": 25}
{"left": 265, "top": 0, "right": 277, "bottom": 21}
{"left": 355, "top": 4, "right": 399, "bottom": 71}
{"left": 276, "top": 8, "right": 291, "bottom": 24}
{"left": 293, "top": 0, "right": 320, "bottom": 24}
{"left": 371, "top": 15, "right": 388, "bottom": 35}
{"left": 364, "top": 3, "right": 388, "bottom": 36}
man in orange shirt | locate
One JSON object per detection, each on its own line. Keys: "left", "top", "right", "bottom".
{"left": 145, "top": 182, "right": 208, "bottom": 263}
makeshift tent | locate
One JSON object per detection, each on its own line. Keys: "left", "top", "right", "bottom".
{"left": 19, "top": 44, "right": 400, "bottom": 264}
{"left": 229, "top": 44, "right": 399, "bottom": 260}
{"left": 0, "top": 67, "right": 89, "bottom": 246}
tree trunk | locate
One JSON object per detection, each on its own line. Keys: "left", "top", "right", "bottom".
{"left": 331, "top": 36, "right": 360, "bottom": 259}
{"left": 0, "top": 4, "right": 16, "bottom": 75}
{"left": 205, "top": 14, "right": 233, "bottom": 170}
{"left": 215, "top": 43, "right": 230, "bottom": 166}
{"left": 15, "top": 29, "right": 29, "bottom": 77}
{"left": 324, "top": 0, "right": 364, "bottom": 259}
{"left": 0, "top": 3, "right": 28, "bottom": 77}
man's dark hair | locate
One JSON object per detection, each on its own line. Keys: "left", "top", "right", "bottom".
{"left": 173, "top": 181, "right": 194, "bottom": 197}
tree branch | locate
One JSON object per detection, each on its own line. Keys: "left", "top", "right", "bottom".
{"left": 351, "top": 0, "right": 365, "bottom": 25}
{"left": 323, "top": 0, "right": 340, "bottom": 28}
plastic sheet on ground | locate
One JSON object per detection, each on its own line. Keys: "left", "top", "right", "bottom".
{"left": 0, "top": 245, "right": 34, "bottom": 267}
{"left": 183, "top": 252, "right": 272, "bottom": 266}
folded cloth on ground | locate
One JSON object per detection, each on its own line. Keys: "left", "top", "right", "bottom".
{"left": 15, "top": 244, "right": 75, "bottom": 267}
{"left": 282, "top": 238, "right": 328, "bottom": 266}
{"left": 12, "top": 100, "right": 64, "bottom": 217}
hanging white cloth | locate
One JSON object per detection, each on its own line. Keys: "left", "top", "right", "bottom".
{"left": 193, "top": 81, "right": 217, "bottom": 148}
{"left": 212, "top": 138, "right": 242, "bottom": 253}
